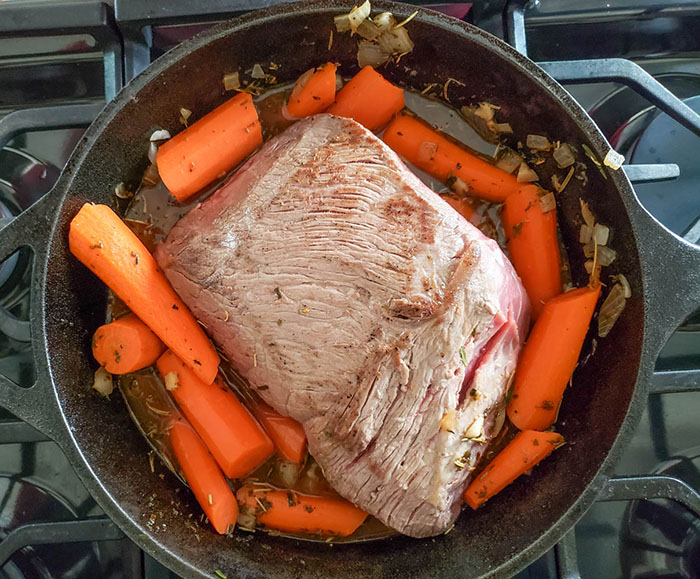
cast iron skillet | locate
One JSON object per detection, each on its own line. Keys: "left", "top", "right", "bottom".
{"left": 0, "top": 1, "right": 699, "bottom": 577}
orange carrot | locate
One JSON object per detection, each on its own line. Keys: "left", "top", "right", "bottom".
{"left": 69, "top": 204, "right": 219, "bottom": 384}
{"left": 157, "top": 350, "right": 273, "bottom": 478}
{"left": 157, "top": 92, "right": 262, "bottom": 202}
{"left": 92, "top": 313, "right": 164, "bottom": 374}
{"left": 383, "top": 114, "right": 524, "bottom": 203}
{"left": 507, "top": 285, "right": 601, "bottom": 431}
{"left": 326, "top": 66, "right": 404, "bottom": 130}
{"left": 236, "top": 484, "right": 368, "bottom": 536}
{"left": 170, "top": 421, "right": 239, "bottom": 534}
{"left": 285, "top": 62, "right": 337, "bottom": 118}
{"left": 463, "top": 430, "right": 565, "bottom": 509}
{"left": 501, "top": 185, "right": 562, "bottom": 316}
{"left": 253, "top": 402, "right": 307, "bottom": 464}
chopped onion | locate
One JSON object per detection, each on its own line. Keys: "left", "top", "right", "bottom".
{"left": 164, "top": 371, "right": 179, "bottom": 391}
{"left": 93, "top": 367, "right": 113, "bottom": 397}
{"left": 584, "top": 259, "right": 595, "bottom": 274}
{"left": 373, "top": 11, "right": 396, "bottom": 32}
{"left": 598, "top": 283, "right": 627, "bottom": 337}
{"left": 614, "top": 273, "right": 632, "bottom": 298}
{"left": 277, "top": 461, "right": 301, "bottom": 488}
{"left": 460, "top": 105, "right": 498, "bottom": 144}
{"left": 474, "top": 102, "right": 497, "bottom": 122}
{"left": 222, "top": 71, "right": 240, "bottom": 91}
{"left": 516, "top": 162, "right": 538, "bottom": 183}
{"left": 335, "top": 73, "right": 344, "bottom": 91}
{"left": 417, "top": 141, "right": 438, "bottom": 163}
{"left": 357, "top": 41, "right": 390, "bottom": 68}
{"left": 553, "top": 142, "right": 575, "bottom": 168}
{"left": 251, "top": 63, "right": 265, "bottom": 79}
{"left": 580, "top": 199, "right": 595, "bottom": 228}
{"left": 334, "top": 1, "right": 371, "bottom": 34}
{"left": 357, "top": 19, "right": 382, "bottom": 40}
{"left": 147, "top": 142, "right": 159, "bottom": 165}
{"left": 114, "top": 182, "right": 133, "bottom": 199}
{"left": 603, "top": 149, "right": 625, "bottom": 170}
{"left": 441, "top": 410, "right": 457, "bottom": 432}
{"left": 526, "top": 134, "right": 551, "bottom": 151}
{"left": 377, "top": 26, "right": 414, "bottom": 55}
{"left": 597, "top": 245, "right": 617, "bottom": 266}
{"left": 142, "top": 162, "right": 160, "bottom": 185}
{"left": 579, "top": 224, "right": 593, "bottom": 244}
{"left": 447, "top": 176, "right": 469, "bottom": 196}
{"left": 592, "top": 223, "right": 610, "bottom": 246}
{"left": 290, "top": 67, "right": 314, "bottom": 101}
{"left": 494, "top": 122, "right": 512, "bottom": 133}
{"left": 539, "top": 192, "right": 556, "bottom": 213}
{"left": 150, "top": 129, "right": 171, "bottom": 142}
{"left": 463, "top": 414, "right": 484, "bottom": 439}
{"left": 179, "top": 107, "right": 192, "bottom": 126}
{"left": 495, "top": 148, "right": 522, "bottom": 174}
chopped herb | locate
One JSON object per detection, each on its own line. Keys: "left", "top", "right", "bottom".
{"left": 470, "top": 388, "right": 478, "bottom": 399}
{"left": 471, "top": 326, "right": 477, "bottom": 338}
{"left": 300, "top": 308, "right": 310, "bottom": 314}
{"left": 459, "top": 346, "right": 468, "bottom": 366}
{"left": 274, "top": 287, "right": 282, "bottom": 299}
{"left": 114, "top": 350, "right": 121, "bottom": 364}
{"left": 89, "top": 242, "right": 103, "bottom": 249}
{"left": 172, "top": 304, "right": 179, "bottom": 310}
{"left": 312, "top": 95, "right": 321, "bottom": 100}
{"left": 512, "top": 220, "right": 526, "bottom": 238}
{"left": 287, "top": 491, "right": 297, "bottom": 507}
{"left": 304, "top": 505, "right": 314, "bottom": 513}
{"left": 130, "top": 251, "right": 139, "bottom": 265}
{"left": 193, "top": 359, "right": 201, "bottom": 365}
{"left": 539, "top": 400, "right": 555, "bottom": 410}
{"left": 533, "top": 439, "right": 540, "bottom": 446}
{"left": 257, "top": 385, "right": 269, "bottom": 391}
{"left": 277, "top": 319, "right": 283, "bottom": 326}
{"left": 208, "top": 493, "right": 213, "bottom": 505}
{"left": 582, "top": 143, "right": 607, "bottom": 180}
{"left": 214, "top": 571, "right": 227, "bottom": 579}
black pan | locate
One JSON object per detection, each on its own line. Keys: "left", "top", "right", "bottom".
{"left": 0, "top": 2, "right": 699, "bottom": 577}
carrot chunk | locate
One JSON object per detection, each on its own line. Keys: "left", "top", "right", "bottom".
{"left": 501, "top": 185, "right": 562, "bottom": 316}
{"left": 383, "top": 113, "right": 523, "bottom": 203}
{"left": 157, "top": 350, "right": 274, "bottom": 478}
{"left": 157, "top": 92, "right": 263, "bottom": 202}
{"left": 463, "top": 430, "right": 565, "bottom": 509}
{"left": 236, "top": 484, "right": 368, "bottom": 536}
{"left": 92, "top": 313, "right": 164, "bottom": 374}
{"left": 170, "top": 421, "right": 239, "bottom": 534}
{"left": 69, "top": 203, "right": 219, "bottom": 384}
{"left": 285, "top": 62, "right": 337, "bottom": 118}
{"left": 507, "top": 286, "right": 601, "bottom": 431}
{"left": 326, "top": 66, "right": 404, "bottom": 130}
{"left": 252, "top": 402, "right": 307, "bottom": 464}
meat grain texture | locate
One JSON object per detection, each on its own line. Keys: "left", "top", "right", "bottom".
{"left": 156, "top": 114, "right": 530, "bottom": 538}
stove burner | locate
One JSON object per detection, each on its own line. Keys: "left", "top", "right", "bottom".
{"left": 0, "top": 476, "right": 104, "bottom": 579}
{"left": 621, "top": 446, "right": 700, "bottom": 578}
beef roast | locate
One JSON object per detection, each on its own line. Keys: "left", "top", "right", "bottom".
{"left": 155, "top": 114, "right": 530, "bottom": 538}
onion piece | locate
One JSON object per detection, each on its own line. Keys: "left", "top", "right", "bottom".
{"left": 597, "top": 245, "right": 617, "bottom": 266}
{"left": 460, "top": 105, "right": 498, "bottom": 144}
{"left": 579, "top": 224, "right": 593, "bottom": 244}
{"left": 447, "top": 175, "right": 469, "bottom": 196}
{"left": 357, "top": 41, "right": 390, "bottom": 68}
{"left": 553, "top": 142, "right": 575, "bottom": 168}
{"left": 580, "top": 199, "right": 595, "bottom": 228}
{"left": 598, "top": 283, "right": 627, "bottom": 337}
{"left": 604, "top": 149, "right": 625, "bottom": 170}
{"left": 277, "top": 461, "right": 302, "bottom": 488}
{"left": 475, "top": 102, "right": 498, "bottom": 122}
{"left": 251, "top": 63, "right": 265, "bottom": 79}
{"left": 539, "top": 192, "right": 556, "bottom": 213}
{"left": 164, "top": 371, "right": 179, "bottom": 391}
{"left": 114, "top": 182, "right": 133, "bottom": 200}
{"left": 526, "top": 134, "right": 551, "bottom": 151}
{"left": 150, "top": 129, "right": 171, "bottom": 142}
{"left": 222, "top": 71, "right": 240, "bottom": 91}
{"left": 614, "top": 273, "right": 632, "bottom": 298}
{"left": 373, "top": 11, "right": 396, "bottom": 32}
{"left": 93, "top": 367, "right": 113, "bottom": 397}
{"left": 495, "top": 147, "right": 522, "bottom": 174}
{"left": 494, "top": 122, "right": 512, "bottom": 133}
{"left": 516, "top": 162, "right": 538, "bottom": 183}
{"left": 584, "top": 260, "right": 595, "bottom": 274}
{"left": 377, "top": 26, "right": 414, "bottom": 55}
{"left": 147, "top": 142, "right": 159, "bottom": 165}
{"left": 592, "top": 223, "right": 610, "bottom": 246}
{"left": 334, "top": 0, "right": 371, "bottom": 34}
{"left": 179, "top": 107, "right": 192, "bottom": 127}
{"left": 357, "top": 19, "right": 382, "bottom": 40}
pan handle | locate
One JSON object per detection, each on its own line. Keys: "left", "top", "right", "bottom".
{"left": 0, "top": 190, "right": 66, "bottom": 442}
{"left": 626, "top": 193, "right": 700, "bottom": 356}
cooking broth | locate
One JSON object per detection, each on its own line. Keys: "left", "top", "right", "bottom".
{"left": 115, "top": 83, "right": 517, "bottom": 543}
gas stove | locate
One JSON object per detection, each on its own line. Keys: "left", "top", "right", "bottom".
{"left": 0, "top": 1, "right": 699, "bottom": 577}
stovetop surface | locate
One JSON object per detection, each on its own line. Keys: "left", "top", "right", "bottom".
{"left": 0, "top": 1, "right": 699, "bottom": 578}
